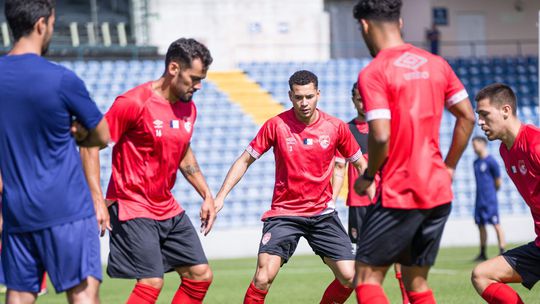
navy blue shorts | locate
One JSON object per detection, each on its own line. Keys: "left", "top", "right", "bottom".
{"left": 474, "top": 205, "right": 500, "bottom": 225}
{"left": 356, "top": 200, "right": 451, "bottom": 267}
{"left": 258, "top": 211, "right": 355, "bottom": 263}
{"left": 2, "top": 216, "right": 102, "bottom": 293}
{"left": 348, "top": 206, "right": 370, "bottom": 244}
{"left": 107, "top": 204, "right": 208, "bottom": 279}
{"left": 503, "top": 242, "right": 540, "bottom": 290}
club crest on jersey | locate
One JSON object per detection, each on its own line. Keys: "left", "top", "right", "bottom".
{"left": 519, "top": 160, "right": 527, "bottom": 175}
{"left": 153, "top": 119, "right": 163, "bottom": 137}
{"left": 480, "top": 162, "right": 487, "bottom": 172}
{"left": 170, "top": 120, "right": 180, "bottom": 129}
{"left": 184, "top": 121, "right": 192, "bottom": 132}
{"left": 303, "top": 138, "right": 313, "bottom": 146}
{"left": 319, "top": 135, "right": 330, "bottom": 149}
{"left": 261, "top": 232, "right": 272, "bottom": 245}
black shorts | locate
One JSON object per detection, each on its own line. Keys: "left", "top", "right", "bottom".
{"left": 258, "top": 211, "right": 355, "bottom": 263}
{"left": 503, "top": 242, "right": 540, "bottom": 290}
{"left": 107, "top": 204, "right": 208, "bottom": 279}
{"left": 348, "top": 206, "right": 370, "bottom": 244}
{"left": 356, "top": 200, "right": 451, "bottom": 267}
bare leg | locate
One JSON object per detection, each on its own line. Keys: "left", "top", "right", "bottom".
{"left": 251, "top": 253, "right": 283, "bottom": 291}
{"left": 65, "top": 276, "right": 101, "bottom": 304}
{"left": 471, "top": 255, "right": 522, "bottom": 294}
{"left": 6, "top": 290, "right": 37, "bottom": 304}
{"left": 493, "top": 224, "right": 506, "bottom": 253}
{"left": 477, "top": 225, "right": 487, "bottom": 260}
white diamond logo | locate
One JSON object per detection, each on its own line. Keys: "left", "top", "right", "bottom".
{"left": 393, "top": 52, "right": 428, "bottom": 70}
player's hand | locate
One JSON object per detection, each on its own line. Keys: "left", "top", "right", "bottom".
{"left": 366, "top": 181, "right": 376, "bottom": 201}
{"left": 71, "top": 121, "right": 89, "bottom": 143}
{"left": 354, "top": 175, "right": 373, "bottom": 197}
{"left": 93, "top": 196, "right": 112, "bottom": 237}
{"left": 214, "top": 197, "right": 224, "bottom": 213}
{"left": 200, "top": 196, "right": 216, "bottom": 236}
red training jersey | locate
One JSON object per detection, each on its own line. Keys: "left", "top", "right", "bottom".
{"left": 105, "top": 82, "right": 196, "bottom": 221}
{"left": 335, "top": 120, "right": 379, "bottom": 207}
{"left": 499, "top": 124, "right": 540, "bottom": 247}
{"left": 358, "top": 43, "right": 468, "bottom": 209}
{"left": 247, "top": 109, "right": 362, "bottom": 219}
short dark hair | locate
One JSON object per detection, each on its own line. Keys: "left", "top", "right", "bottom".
{"left": 475, "top": 83, "right": 517, "bottom": 115}
{"left": 5, "top": 0, "right": 55, "bottom": 41}
{"left": 351, "top": 82, "right": 358, "bottom": 97}
{"left": 288, "top": 70, "right": 318, "bottom": 90}
{"left": 165, "top": 38, "right": 213, "bottom": 71}
{"left": 353, "top": 0, "right": 402, "bottom": 22}
{"left": 472, "top": 136, "right": 488, "bottom": 144}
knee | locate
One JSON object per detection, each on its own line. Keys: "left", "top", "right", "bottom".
{"left": 253, "top": 269, "right": 275, "bottom": 291}
{"left": 471, "top": 264, "right": 490, "bottom": 287}
{"left": 139, "top": 277, "right": 164, "bottom": 290}
{"left": 337, "top": 269, "right": 355, "bottom": 288}
{"left": 185, "top": 264, "right": 213, "bottom": 282}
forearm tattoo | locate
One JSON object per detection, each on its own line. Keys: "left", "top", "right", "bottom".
{"left": 182, "top": 163, "right": 201, "bottom": 176}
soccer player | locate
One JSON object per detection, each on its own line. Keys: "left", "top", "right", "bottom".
{"left": 332, "top": 82, "right": 409, "bottom": 304}
{"left": 352, "top": 0, "right": 476, "bottom": 303}
{"left": 471, "top": 83, "right": 540, "bottom": 304}
{"left": 81, "top": 38, "right": 216, "bottom": 304}
{"left": 214, "top": 70, "right": 373, "bottom": 304}
{"left": 472, "top": 136, "right": 506, "bottom": 261}
{"left": 0, "top": 0, "right": 110, "bottom": 303}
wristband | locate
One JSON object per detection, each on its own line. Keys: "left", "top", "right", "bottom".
{"left": 362, "top": 171, "right": 375, "bottom": 182}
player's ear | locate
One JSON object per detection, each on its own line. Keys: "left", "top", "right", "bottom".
{"left": 501, "top": 104, "right": 511, "bottom": 119}
{"left": 35, "top": 17, "right": 47, "bottom": 36}
{"left": 167, "top": 61, "right": 180, "bottom": 77}
{"left": 360, "top": 19, "right": 369, "bottom": 33}
{"left": 398, "top": 18, "right": 404, "bottom": 29}
{"left": 288, "top": 90, "right": 294, "bottom": 102}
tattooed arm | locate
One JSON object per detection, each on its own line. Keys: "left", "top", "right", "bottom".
{"left": 179, "top": 145, "right": 215, "bottom": 235}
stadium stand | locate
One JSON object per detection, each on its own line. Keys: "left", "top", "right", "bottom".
{"left": 57, "top": 56, "right": 537, "bottom": 228}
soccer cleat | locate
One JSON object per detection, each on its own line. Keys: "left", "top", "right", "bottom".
{"left": 38, "top": 288, "right": 48, "bottom": 297}
{"left": 474, "top": 254, "right": 487, "bottom": 262}
{"left": 499, "top": 248, "right": 506, "bottom": 255}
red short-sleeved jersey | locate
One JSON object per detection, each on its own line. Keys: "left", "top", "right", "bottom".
{"left": 105, "top": 82, "right": 196, "bottom": 221}
{"left": 335, "top": 120, "right": 379, "bottom": 207}
{"left": 358, "top": 44, "right": 468, "bottom": 209}
{"left": 247, "top": 109, "right": 362, "bottom": 219}
{"left": 499, "top": 124, "right": 540, "bottom": 247}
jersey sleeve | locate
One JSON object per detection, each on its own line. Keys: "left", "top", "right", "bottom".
{"left": 335, "top": 151, "right": 346, "bottom": 164}
{"left": 489, "top": 157, "right": 501, "bottom": 179}
{"left": 105, "top": 95, "right": 143, "bottom": 143}
{"left": 358, "top": 67, "right": 390, "bottom": 122}
{"left": 443, "top": 61, "right": 469, "bottom": 108}
{"left": 336, "top": 122, "right": 362, "bottom": 162}
{"left": 246, "top": 119, "right": 275, "bottom": 159}
{"left": 59, "top": 69, "right": 103, "bottom": 130}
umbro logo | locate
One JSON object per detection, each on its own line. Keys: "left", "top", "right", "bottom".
{"left": 394, "top": 52, "right": 428, "bottom": 70}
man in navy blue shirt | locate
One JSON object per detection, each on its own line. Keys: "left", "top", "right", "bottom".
{"left": 0, "top": 1, "right": 110, "bottom": 303}
{"left": 472, "top": 136, "right": 506, "bottom": 261}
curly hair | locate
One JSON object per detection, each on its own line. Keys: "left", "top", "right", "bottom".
{"left": 288, "top": 70, "right": 318, "bottom": 90}
{"left": 353, "top": 0, "right": 402, "bottom": 22}
{"left": 165, "top": 38, "right": 213, "bottom": 70}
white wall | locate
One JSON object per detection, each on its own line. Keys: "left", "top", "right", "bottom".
{"left": 100, "top": 214, "right": 536, "bottom": 261}
{"left": 148, "top": 0, "right": 330, "bottom": 69}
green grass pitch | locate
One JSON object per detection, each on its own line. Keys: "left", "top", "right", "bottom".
{"left": 37, "top": 244, "right": 539, "bottom": 303}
